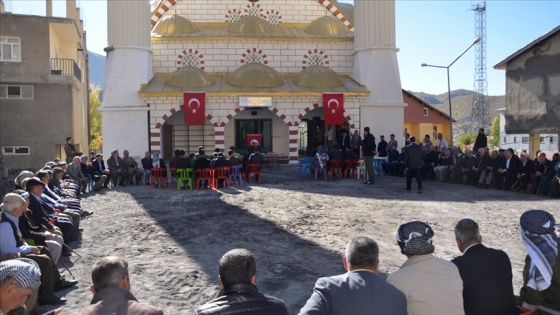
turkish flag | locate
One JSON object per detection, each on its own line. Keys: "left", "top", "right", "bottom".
{"left": 323, "top": 93, "right": 344, "bottom": 125}
{"left": 246, "top": 134, "right": 262, "bottom": 148}
{"left": 183, "top": 92, "right": 206, "bottom": 125}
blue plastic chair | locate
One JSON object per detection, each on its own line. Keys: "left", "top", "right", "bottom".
{"left": 298, "top": 157, "right": 313, "bottom": 177}
{"left": 374, "top": 158, "right": 385, "bottom": 180}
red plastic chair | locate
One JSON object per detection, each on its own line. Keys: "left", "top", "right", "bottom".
{"left": 195, "top": 168, "right": 213, "bottom": 191}
{"left": 150, "top": 168, "right": 167, "bottom": 189}
{"left": 246, "top": 163, "right": 262, "bottom": 183}
{"left": 327, "top": 159, "right": 344, "bottom": 180}
{"left": 343, "top": 159, "right": 359, "bottom": 178}
{"left": 212, "top": 167, "right": 231, "bottom": 189}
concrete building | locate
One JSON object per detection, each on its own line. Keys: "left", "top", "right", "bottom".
{"left": 103, "top": 0, "right": 405, "bottom": 162}
{"left": 496, "top": 107, "right": 558, "bottom": 153}
{"left": 403, "top": 90, "right": 452, "bottom": 143}
{"left": 0, "top": 0, "right": 90, "bottom": 174}
{"left": 494, "top": 25, "right": 560, "bottom": 156}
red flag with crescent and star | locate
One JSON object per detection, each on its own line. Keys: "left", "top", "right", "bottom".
{"left": 323, "top": 93, "right": 344, "bottom": 125}
{"left": 183, "top": 92, "right": 206, "bottom": 125}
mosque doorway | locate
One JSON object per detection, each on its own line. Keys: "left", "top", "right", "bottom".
{"left": 161, "top": 110, "right": 214, "bottom": 160}
{"left": 300, "top": 107, "right": 349, "bottom": 156}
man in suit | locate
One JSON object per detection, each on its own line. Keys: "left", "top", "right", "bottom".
{"left": 106, "top": 149, "right": 127, "bottom": 187}
{"left": 516, "top": 153, "right": 534, "bottom": 192}
{"left": 404, "top": 136, "right": 424, "bottom": 193}
{"left": 66, "top": 156, "right": 88, "bottom": 194}
{"left": 362, "top": 127, "right": 376, "bottom": 184}
{"left": 451, "top": 219, "right": 518, "bottom": 315}
{"left": 298, "top": 236, "right": 407, "bottom": 315}
{"left": 92, "top": 154, "right": 110, "bottom": 188}
{"left": 498, "top": 148, "right": 521, "bottom": 191}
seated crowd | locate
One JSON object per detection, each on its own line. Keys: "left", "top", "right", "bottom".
{"left": 1, "top": 210, "right": 558, "bottom": 315}
{"left": 382, "top": 130, "right": 560, "bottom": 198}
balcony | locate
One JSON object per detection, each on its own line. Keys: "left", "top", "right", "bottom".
{"left": 50, "top": 58, "right": 81, "bottom": 82}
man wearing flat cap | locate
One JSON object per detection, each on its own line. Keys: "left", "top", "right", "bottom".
{"left": 386, "top": 221, "right": 464, "bottom": 315}
{"left": 519, "top": 210, "right": 559, "bottom": 314}
{"left": 0, "top": 258, "right": 41, "bottom": 314}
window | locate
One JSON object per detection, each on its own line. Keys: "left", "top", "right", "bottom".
{"left": 503, "top": 137, "right": 506, "bottom": 144}
{"left": 540, "top": 136, "right": 544, "bottom": 144}
{"left": 551, "top": 137, "right": 555, "bottom": 144}
{"left": 433, "top": 126, "right": 438, "bottom": 139}
{"left": 423, "top": 108, "right": 429, "bottom": 117}
{"left": 522, "top": 137, "right": 529, "bottom": 144}
{"left": 0, "top": 37, "right": 21, "bottom": 62}
{"left": 513, "top": 136, "right": 517, "bottom": 143}
{"left": 2, "top": 146, "right": 30, "bottom": 155}
{"left": 0, "top": 85, "right": 34, "bottom": 99}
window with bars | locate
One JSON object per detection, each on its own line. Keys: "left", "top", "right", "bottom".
{"left": 246, "top": 53, "right": 262, "bottom": 64}
{"left": 0, "top": 37, "right": 21, "bottom": 62}
{"left": 180, "top": 53, "right": 200, "bottom": 68}
{"left": 307, "top": 54, "right": 324, "bottom": 66}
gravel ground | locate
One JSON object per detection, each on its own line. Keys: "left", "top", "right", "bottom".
{"left": 40, "top": 165, "right": 559, "bottom": 314}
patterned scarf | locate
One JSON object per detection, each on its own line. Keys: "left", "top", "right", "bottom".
{"left": 396, "top": 221, "right": 435, "bottom": 256}
{"left": 520, "top": 210, "right": 558, "bottom": 291}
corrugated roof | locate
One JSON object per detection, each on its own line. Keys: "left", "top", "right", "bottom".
{"left": 494, "top": 25, "right": 560, "bottom": 69}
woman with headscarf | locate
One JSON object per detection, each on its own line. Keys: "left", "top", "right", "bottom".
{"left": 309, "top": 146, "right": 329, "bottom": 174}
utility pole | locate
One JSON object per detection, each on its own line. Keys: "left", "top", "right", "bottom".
{"left": 470, "top": 1, "right": 489, "bottom": 133}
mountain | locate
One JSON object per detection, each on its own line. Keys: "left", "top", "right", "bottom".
{"left": 411, "top": 89, "right": 505, "bottom": 133}
{"left": 88, "top": 51, "right": 105, "bottom": 89}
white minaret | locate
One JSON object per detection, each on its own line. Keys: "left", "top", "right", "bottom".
{"left": 353, "top": 0, "right": 406, "bottom": 146}
{"left": 102, "top": 0, "right": 153, "bottom": 158}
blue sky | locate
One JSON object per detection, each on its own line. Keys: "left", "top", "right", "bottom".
{"left": 5, "top": 0, "right": 560, "bottom": 96}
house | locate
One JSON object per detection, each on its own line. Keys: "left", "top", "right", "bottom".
{"left": 403, "top": 90, "right": 453, "bottom": 144}
{"left": 494, "top": 25, "right": 560, "bottom": 155}
{"left": 102, "top": 0, "right": 406, "bottom": 161}
{"left": 0, "top": 0, "right": 90, "bottom": 174}
{"left": 496, "top": 107, "right": 557, "bottom": 153}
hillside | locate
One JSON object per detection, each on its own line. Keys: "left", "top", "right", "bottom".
{"left": 411, "top": 90, "right": 505, "bottom": 133}
{"left": 88, "top": 51, "right": 105, "bottom": 89}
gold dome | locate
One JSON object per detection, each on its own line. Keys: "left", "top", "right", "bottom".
{"left": 229, "top": 16, "right": 277, "bottom": 34}
{"left": 227, "top": 63, "right": 284, "bottom": 88}
{"left": 153, "top": 15, "right": 200, "bottom": 35}
{"left": 304, "top": 16, "right": 351, "bottom": 36}
{"left": 294, "top": 66, "right": 343, "bottom": 88}
{"left": 164, "top": 66, "right": 215, "bottom": 88}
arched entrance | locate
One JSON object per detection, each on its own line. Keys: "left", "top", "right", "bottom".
{"left": 224, "top": 108, "right": 289, "bottom": 157}
{"left": 160, "top": 110, "right": 214, "bottom": 159}
{"left": 299, "top": 106, "right": 350, "bottom": 156}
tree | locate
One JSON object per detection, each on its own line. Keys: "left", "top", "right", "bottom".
{"left": 491, "top": 116, "right": 500, "bottom": 148}
{"left": 457, "top": 132, "right": 476, "bottom": 151}
{"left": 89, "top": 86, "right": 102, "bottom": 150}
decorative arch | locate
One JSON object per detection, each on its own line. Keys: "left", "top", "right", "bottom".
{"left": 225, "top": 9, "right": 244, "bottom": 23}
{"left": 177, "top": 49, "right": 204, "bottom": 70}
{"left": 302, "top": 49, "right": 329, "bottom": 69}
{"left": 151, "top": 0, "right": 354, "bottom": 30}
{"left": 297, "top": 102, "right": 355, "bottom": 129}
{"left": 241, "top": 48, "right": 268, "bottom": 65}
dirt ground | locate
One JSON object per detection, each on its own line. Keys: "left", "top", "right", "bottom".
{"left": 44, "top": 165, "right": 558, "bottom": 314}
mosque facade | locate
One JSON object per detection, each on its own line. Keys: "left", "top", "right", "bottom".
{"left": 102, "top": 0, "right": 405, "bottom": 162}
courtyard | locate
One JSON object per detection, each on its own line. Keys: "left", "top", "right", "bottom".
{"left": 56, "top": 165, "right": 558, "bottom": 314}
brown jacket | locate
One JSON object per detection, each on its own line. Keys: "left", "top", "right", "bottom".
{"left": 71, "top": 287, "right": 164, "bottom": 315}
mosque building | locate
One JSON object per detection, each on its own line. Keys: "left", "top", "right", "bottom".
{"left": 102, "top": 0, "right": 405, "bottom": 162}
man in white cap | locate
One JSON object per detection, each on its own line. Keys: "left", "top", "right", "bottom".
{"left": 0, "top": 258, "right": 41, "bottom": 314}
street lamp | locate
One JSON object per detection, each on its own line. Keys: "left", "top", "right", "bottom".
{"left": 421, "top": 37, "right": 480, "bottom": 147}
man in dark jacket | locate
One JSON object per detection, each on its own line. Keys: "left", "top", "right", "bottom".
{"left": 497, "top": 148, "right": 521, "bottom": 190}
{"left": 475, "top": 148, "right": 492, "bottom": 188}
{"left": 195, "top": 249, "right": 288, "bottom": 315}
{"left": 473, "top": 128, "right": 487, "bottom": 152}
{"left": 377, "top": 135, "right": 388, "bottom": 157}
{"left": 404, "top": 136, "right": 424, "bottom": 193}
{"left": 362, "top": 127, "right": 376, "bottom": 184}
{"left": 452, "top": 219, "right": 519, "bottom": 315}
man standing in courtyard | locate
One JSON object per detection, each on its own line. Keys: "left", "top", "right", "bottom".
{"left": 362, "top": 127, "right": 376, "bottom": 184}
{"left": 195, "top": 249, "right": 288, "bottom": 315}
{"left": 298, "top": 236, "right": 407, "bottom": 315}
{"left": 451, "top": 219, "right": 518, "bottom": 315}
{"left": 404, "top": 136, "right": 424, "bottom": 194}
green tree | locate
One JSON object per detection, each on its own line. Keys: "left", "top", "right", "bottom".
{"left": 491, "top": 116, "right": 500, "bottom": 148}
{"left": 457, "top": 132, "right": 476, "bottom": 151}
{"left": 89, "top": 86, "right": 102, "bottom": 150}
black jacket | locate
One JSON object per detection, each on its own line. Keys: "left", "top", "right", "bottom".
{"left": 473, "top": 134, "right": 487, "bottom": 151}
{"left": 362, "top": 133, "right": 376, "bottom": 157}
{"left": 452, "top": 244, "right": 519, "bottom": 315}
{"left": 377, "top": 140, "right": 388, "bottom": 157}
{"left": 195, "top": 284, "right": 288, "bottom": 315}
